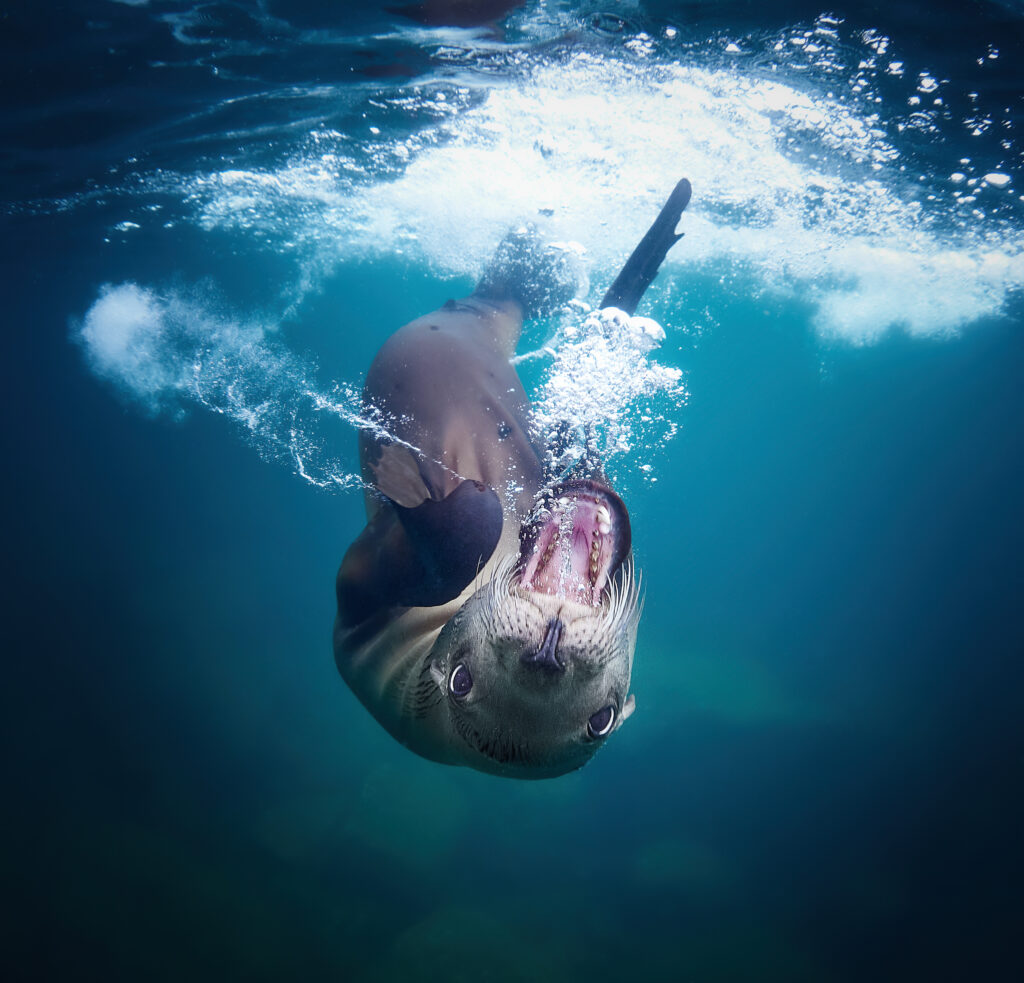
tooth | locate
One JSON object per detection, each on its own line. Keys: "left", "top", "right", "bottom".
{"left": 598, "top": 522, "right": 611, "bottom": 535}
{"left": 542, "top": 538, "right": 556, "bottom": 565}
{"left": 596, "top": 504, "right": 611, "bottom": 525}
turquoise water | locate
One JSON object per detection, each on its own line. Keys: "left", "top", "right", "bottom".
{"left": 3, "top": 1, "right": 1023, "bottom": 980}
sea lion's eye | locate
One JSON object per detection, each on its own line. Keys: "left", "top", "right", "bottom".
{"left": 449, "top": 663, "right": 473, "bottom": 699}
{"left": 587, "top": 704, "right": 616, "bottom": 739}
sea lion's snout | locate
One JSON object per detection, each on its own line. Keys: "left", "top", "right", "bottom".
{"left": 520, "top": 617, "right": 566, "bottom": 673}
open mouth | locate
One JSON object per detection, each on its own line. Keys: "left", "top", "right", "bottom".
{"left": 517, "top": 479, "right": 632, "bottom": 606}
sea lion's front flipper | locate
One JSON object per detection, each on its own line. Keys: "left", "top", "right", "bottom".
{"left": 336, "top": 480, "right": 502, "bottom": 626}
{"left": 600, "top": 178, "right": 692, "bottom": 315}
{"left": 393, "top": 480, "right": 503, "bottom": 606}
{"left": 368, "top": 443, "right": 431, "bottom": 509}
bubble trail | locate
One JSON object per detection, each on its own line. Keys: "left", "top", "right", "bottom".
{"left": 75, "top": 282, "right": 372, "bottom": 492}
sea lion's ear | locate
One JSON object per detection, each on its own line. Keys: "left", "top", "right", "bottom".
{"left": 393, "top": 479, "right": 503, "bottom": 607}
{"left": 429, "top": 661, "right": 446, "bottom": 691}
{"left": 621, "top": 694, "right": 636, "bottom": 722}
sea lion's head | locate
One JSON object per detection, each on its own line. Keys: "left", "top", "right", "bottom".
{"left": 424, "top": 480, "right": 640, "bottom": 779}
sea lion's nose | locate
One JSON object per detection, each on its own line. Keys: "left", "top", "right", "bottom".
{"left": 521, "top": 617, "right": 566, "bottom": 673}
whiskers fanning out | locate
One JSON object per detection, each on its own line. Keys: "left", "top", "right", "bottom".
{"left": 482, "top": 552, "right": 522, "bottom": 639}
{"left": 479, "top": 548, "right": 642, "bottom": 655}
{"left": 602, "top": 556, "right": 643, "bottom": 644}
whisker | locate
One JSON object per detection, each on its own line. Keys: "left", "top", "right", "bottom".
{"left": 604, "top": 556, "right": 642, "bottom": 641}
{"left": 484, "top": 552, "right": 519, "bottom": 637}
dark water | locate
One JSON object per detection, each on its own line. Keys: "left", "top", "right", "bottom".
{"left": 3, "top": 2, "right": 1024, "bottom": 980}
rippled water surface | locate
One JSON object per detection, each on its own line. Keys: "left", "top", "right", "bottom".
{"left": 4, "top": 2, "right": 1023, "bottom": 980}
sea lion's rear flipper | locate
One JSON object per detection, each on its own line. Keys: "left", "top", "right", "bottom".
{"left": 600, "top": 178, "right": 692, "bottom": 315}
{"left": 475, "top": 227, "right": 585, "bottom": 317}
{"left": 336, "top": 480, "right": 503, "bottom": 625}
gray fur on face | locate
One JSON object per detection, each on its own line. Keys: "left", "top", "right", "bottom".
{"left": 421, "top": 556, "right": 641, "bottom": 778}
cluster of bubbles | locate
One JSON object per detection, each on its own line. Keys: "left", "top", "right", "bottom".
{"left": 529, "top": 305, "right": 685, "bottom": 485}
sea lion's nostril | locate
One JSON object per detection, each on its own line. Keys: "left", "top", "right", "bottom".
{"left": 521, "top": 617, "right": 565, "bottom": 672}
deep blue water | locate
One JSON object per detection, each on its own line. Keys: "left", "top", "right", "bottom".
{"left": 3, "top": 2, "right": 1024, "bottom": 981}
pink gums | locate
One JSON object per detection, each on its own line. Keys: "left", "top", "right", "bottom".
{"left": 519, "top": 493, "right": 617, "bottom": 607}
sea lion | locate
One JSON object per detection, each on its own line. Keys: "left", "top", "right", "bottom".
{"left": 335, "top": 179, "right": 691, "bottom": 778}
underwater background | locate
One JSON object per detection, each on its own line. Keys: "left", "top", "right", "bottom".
{"left": 3, "top": 0, "right": 1023, "bottom": 980}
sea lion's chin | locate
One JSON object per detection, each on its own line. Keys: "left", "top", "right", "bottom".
{"left": 517, "top": 479, "right": 632, "bottom": 607}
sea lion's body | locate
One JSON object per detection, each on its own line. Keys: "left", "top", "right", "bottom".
{"left": 335, "top": 181, "right": 691, "bottom": 778}
{"left": 360, "top": 297, "right": 540, "bottom": 514}
{"left": 334, "top": 296, "right": 540, "bottom": 766}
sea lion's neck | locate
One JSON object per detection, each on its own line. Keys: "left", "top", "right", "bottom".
{"left": 449, "top": 294, "right": 525, "bottom": 359}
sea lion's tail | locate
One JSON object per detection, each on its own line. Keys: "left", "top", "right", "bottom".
{"left": 600, "top": 178, "right": 691, "bottom": 316}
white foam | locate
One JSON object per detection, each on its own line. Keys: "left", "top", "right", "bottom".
{"left": 79, "top": 284, "right": 177, "bottom": 404}
{"left": 149, "top": 42, "right": 1023, "bottom": 344}
{"left": 811, "top": 243, "right": 1024, "bottom": 343}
